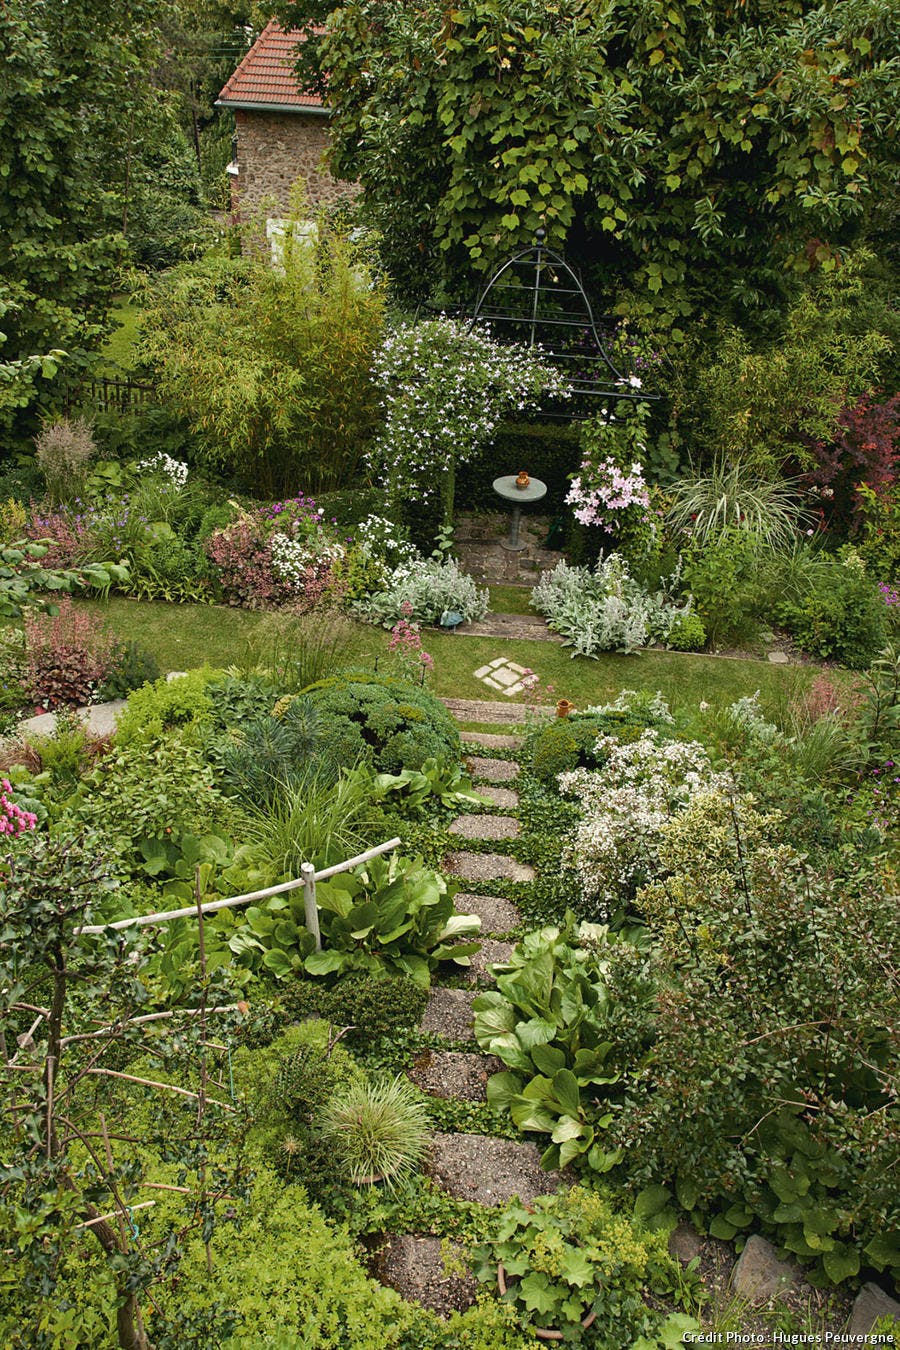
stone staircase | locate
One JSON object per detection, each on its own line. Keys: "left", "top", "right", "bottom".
{"left": 376, "top": 706, "right": 568, "bottom": 1316}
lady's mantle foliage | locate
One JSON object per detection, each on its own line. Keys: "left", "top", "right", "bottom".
{"left": 366, "top": 318, "right": 570, "bottom": 510}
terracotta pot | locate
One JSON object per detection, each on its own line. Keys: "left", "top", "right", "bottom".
{"left": 555, "top": 699, "right": 575, "bottom": 718}
{"left": 497, "top": 1262, "right": 597, "bottom": 1341}
{"left": 515, "top": 471, "right": 530, "bottom": 489}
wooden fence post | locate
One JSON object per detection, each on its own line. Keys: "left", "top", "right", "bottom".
{"left": 301, "top": 862, "right": 321, "bottom": 951}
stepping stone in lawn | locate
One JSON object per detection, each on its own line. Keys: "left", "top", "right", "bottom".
{"left": 460, "top": 731, "right": 522, "bottom": 750}
{"left": 371, "top": 1235, "right": 479, "bottom": 1317}
{"left": 449, "top": 814, "right": 520, "bottom": 841}
{"left": 427, "top": 1132, "right": 564, "bottom": 1206}
{"left": 465, "top": 755, "right": 518, "bottom": 783}
{"left": 419, "top": 987, "right": 476, "bottom": 1039}
{"left": 445, "top": 851, "right": 534, "bottom": 883}
{"left": 472, "top": 785, "right": 519, "bottom": 810}
{"left": 465, "top": 939, "right": 516, "bottom": 985}
{"left": 454, "top": 893, "right": 521, "bottom": 935}
{"left": 408, "top": 1050, "right": 504, "bottom": 1102}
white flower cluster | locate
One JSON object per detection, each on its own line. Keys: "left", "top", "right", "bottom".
{"left": 354, "top": 514, "right": 419, "bottom": 570}
{"left": 559, "top": 730, "right": 728, "bottom": 915}
{"left": 270, "top": 533, "right": 344, "bottom": 589}
{"left": 137, "top": 452, "right": 188, "bottom": 489}
{"left": 366, "top": 318, "right": 571, "bottom": 510}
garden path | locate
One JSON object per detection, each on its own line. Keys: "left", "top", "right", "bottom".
{"left": 377, "top": 717, "right": 570, "bottom": 1317}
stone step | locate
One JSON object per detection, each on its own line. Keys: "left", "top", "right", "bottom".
{"left": 19, "top": 698, "right": 127, "bottom": 742}
{"left": 449, "top": 814, "right": 520, "bottom": 842}
{"left": 454, "top": 893, "right": 521, "bottom": 935}
{"left": 443, "top": 698, "right": 528, "bottom": 725}
{"left": 408, "top": 1050, "right": 503, "bottom": 1102}
{"left": 466, "top": 756, "right": 519, "bottom": 784}
{"left": 460, "top": 730, "right": 523, "bottom": 750}
{"left": 469, "top": 784, "right": 518, "bottom": 811}
{"left": 372, "top": 1235, "right": 478, "bottom": 1318}
{"left": 465, "top": 939, "right": 516, "bottom": 985}
{"left": 427, "top": 1132, "right": 564, "bottom": 1206}
{"left": 419, "top": 987, "right": 476, "bottom": 1039}
{"left": 445, "top": 850, "right": 534, "bottom": 884}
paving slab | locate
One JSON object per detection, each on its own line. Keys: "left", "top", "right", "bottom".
{"left": 470, "top": 784, "right": 519, "bottom": 810}
{"left": 454, "top": 893, "right": 521, "bottom": 934}
{"left": 408, "top": 1050, "right": 504, "bottom": 1102}
{"left": 19, "top": 699, "right": 127, "bottom": 741}
{"left": 460, "top": 731, "right": 523, "bottom": 750}
{"left": 465, "top": 755, "right": 519, "bottom": 783}
{"left": 443, "top": 699, "right": 528, "bottom": 725}
{"left": 427, "top": 1132, "right": 564, "bottom": 1206}
{"left": 445, "top": 850, "right": 534, "bottom": 883}
{"left": 419, "top": 987, "right": 476, "bottom": 1039}
{"left": 449, "top": 814, "right": 520, "bottom": 841}
{"left": 372, "top": 1235, "right": 478, "bottom": 1317}
{"left": 465, "top": 938, "right": 517, "bottom": 984}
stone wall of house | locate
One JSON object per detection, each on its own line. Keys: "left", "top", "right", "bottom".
{"left": 232, "top": 109, "right": 356, "bottom": 218}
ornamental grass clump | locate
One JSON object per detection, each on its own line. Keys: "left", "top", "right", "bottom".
{"left": 319, "top": 1076, "right": 430, "bottom": 1189}
{"left": 34, "top": 417, "right": 97, "bottom": 506}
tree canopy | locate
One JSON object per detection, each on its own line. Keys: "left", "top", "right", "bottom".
{"left": 281, "top": 0, "right": 900, "bottom": 331}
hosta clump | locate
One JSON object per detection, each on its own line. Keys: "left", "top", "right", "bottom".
{"left": 351, "top": 557, "right": 489, "bottom": 627}
{"left": 473, "top": 918, "right": 646, "bottom": 1171}
{"left": 559, "top": 729, "right": 727, "bottom": 917}
{"left": 473, "top": 1187, "right": 696, "bottom": 1347}
{"left": 531, "top": 555, "right": 693, "bottom": 656}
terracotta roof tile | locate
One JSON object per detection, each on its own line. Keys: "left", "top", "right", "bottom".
{"left": 216, "top": 21, "right": 325, "bottom": 111}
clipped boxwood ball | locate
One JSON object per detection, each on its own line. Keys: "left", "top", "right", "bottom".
{"left": 300, "top": 671, "right": 460, "bottom": 772}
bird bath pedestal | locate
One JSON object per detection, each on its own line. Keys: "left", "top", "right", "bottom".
{"left": 493, "top": 475, "right": 547, "bottom": 552}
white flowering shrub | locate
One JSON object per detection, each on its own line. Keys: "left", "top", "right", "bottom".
{"left": 351, "top": 558, "right": 489, "bottom": 627}
{"left": 559, "top": 729, "right": 729, "bottom": 916}
{"left": 270, "top": 533, "right": 345, "bottom": 589}
{"left": 531, "top": 555, "right": 694, "bottom": 656}
{"left": 367, "top": 318, "right": 570, "bottom": 515}
{"left": 353, "top": 514, "right": 419, "bottom": 570}
{"left": 137, "top": 452, "right": 188, "bottom": 490}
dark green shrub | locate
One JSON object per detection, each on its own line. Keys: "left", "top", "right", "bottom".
{"left": 456, "top": 420, "right": 581, "bottom": 513}
{"left": 681, "top": 529, "right": 765, "bottom": 648}
{"left": 279, "top": 972, "right": 428, "bottom": 1051}
{"left": 775, "top": 561, "right": 887, "bottom": 669}
{"left": 98, "top": 640, "right": 161, "bottom": 699}
{"left": 523, "top": 709, "right": 659, "bottom": 782}
{"left": 316, "top": 486, "right": 384, "bottom": 528}
{"left": 302, "top": 672, "right": 461, "bottom": 772}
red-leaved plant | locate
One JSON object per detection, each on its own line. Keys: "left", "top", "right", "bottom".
{"left": 24, "top": 597, "right": 119, "bottom": 710}
{"left": 803, "top": 392, "right": 900, "bottom": 535}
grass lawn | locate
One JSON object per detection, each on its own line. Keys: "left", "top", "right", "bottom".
{"left": 84, "top": 597, "right": 818, "bottom": 719}
{"left": 99, "top": 299, "right": 143, "bottom": 373}
{"left": 487, "top": 584, "right": 536, "bottom": 615}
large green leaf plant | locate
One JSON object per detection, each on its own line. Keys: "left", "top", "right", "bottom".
{"left": 474, "top": 918, "right": 648, "bottom": 1170}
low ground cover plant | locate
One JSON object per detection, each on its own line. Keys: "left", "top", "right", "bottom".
{"left": 532, "top": 556, "right": 699, "bottom": 656}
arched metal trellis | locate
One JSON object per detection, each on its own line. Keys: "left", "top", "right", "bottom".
{"left": 464, "top": 228, "right": 660, "bottom": 416}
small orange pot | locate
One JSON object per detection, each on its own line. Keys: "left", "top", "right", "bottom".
{"left": 555, "top": 699, "right": 575, "bottom": 718}
{"left": 515, "top": 470, "right": 530, "bottom": 489}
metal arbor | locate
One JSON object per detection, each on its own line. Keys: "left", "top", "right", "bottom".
{"left": 465, "top": 228, "right": 659, "bottom": 416}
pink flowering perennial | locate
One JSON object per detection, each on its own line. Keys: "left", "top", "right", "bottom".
{"left": 0, "top": 780, "right": 38, "bottom": 837}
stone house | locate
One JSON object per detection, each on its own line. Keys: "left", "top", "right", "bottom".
{"left": 215, "top": 20, "right": 355, "bottom": 223}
